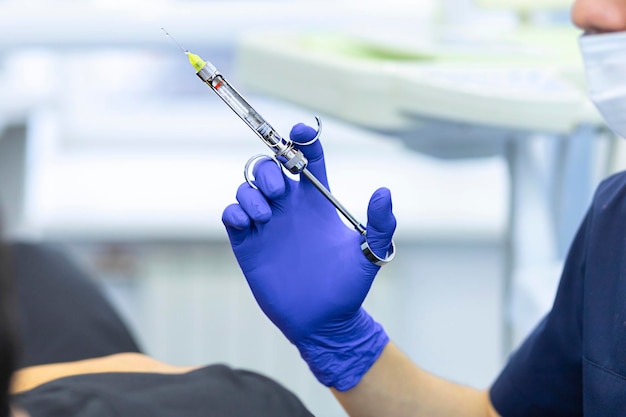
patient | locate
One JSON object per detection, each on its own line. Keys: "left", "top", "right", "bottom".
{"left": 0, "top": 225, "right": 313, "bottom": 416}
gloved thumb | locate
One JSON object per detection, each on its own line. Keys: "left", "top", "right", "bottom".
{"left": 365, "top": 187, "right": 396, "bottom": 259}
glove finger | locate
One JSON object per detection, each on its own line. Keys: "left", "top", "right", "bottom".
{"left": 366, "top": 187, "right": 396, "bottom": 259}
{"left": 235, "top": 182, "right": 273, "bottom": 224}
{"left": 290, "top": 123, "right": 329, "bottom": 190}
{"left": 252, "top": 158, "right": 286, "bottom": 199}
{"left": 222, "top": 203, "right": 251, "bottom": 246}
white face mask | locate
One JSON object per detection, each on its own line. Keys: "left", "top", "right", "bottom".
{"left": 580, "top": 32, "right": 626, "bottom": 138}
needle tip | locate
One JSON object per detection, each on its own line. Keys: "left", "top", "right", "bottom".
{"left": 161, "top": 27, "right": 187, "bottom": 53}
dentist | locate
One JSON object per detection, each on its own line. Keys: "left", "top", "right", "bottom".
{"left": 222, "top": 0, "right": 626, "bottom": 415}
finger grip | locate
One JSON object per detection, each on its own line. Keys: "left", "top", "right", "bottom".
{"left": 291, "top": 116, "right": 322, "bottom": 146}
{"left": 363, "top": 188, "right": 397, "bottom": 264}
{"left": 361, "top": 239, "right": 396, "bottom": 266}
{"left": 290, "top": 123, "right": 328, "bottom": 188}
{"left": 244, "top": 155, "right": 280, "bottom": 190}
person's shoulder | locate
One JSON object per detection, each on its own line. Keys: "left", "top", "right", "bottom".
{"left": 598, "top": 170, "right": 626, "bottom": 188}
{"left": 8, "top": 241, "right": 62, "bottom": 259}
{"left": 7, "top": 241, "right": 79, "bottom": 268}
{"left": 593, "top": 170, "right": 626, "bottom": 207}
{"left": 6, "top": 241, "right": 86, "bottom": 282}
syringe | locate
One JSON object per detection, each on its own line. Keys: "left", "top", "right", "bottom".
{"left": 163, "top": 29, "right": 394, "bottom": 265}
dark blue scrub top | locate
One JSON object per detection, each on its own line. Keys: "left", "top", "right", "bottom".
{"left": 490, "top": 171, "right": 626, "bottom": 416}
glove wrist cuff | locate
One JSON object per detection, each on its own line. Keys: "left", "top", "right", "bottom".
{"left": 296, "top": 309, "right": 389, "bottom": 391}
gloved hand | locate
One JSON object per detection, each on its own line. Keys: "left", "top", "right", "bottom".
{"left": 221, "top": 122, "right": 396, "bottom": 391}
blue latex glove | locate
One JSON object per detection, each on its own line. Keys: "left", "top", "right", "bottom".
{"left": 222, "top": 123, "right": 396, "bottom": 391}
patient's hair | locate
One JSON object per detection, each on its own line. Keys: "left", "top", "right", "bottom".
{"left": 0, "top": 221, "right": 18, "bottom": 417}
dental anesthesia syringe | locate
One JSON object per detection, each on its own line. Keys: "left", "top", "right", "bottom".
{"left": 162, "top": 29, "right": 394, "bottom": 266}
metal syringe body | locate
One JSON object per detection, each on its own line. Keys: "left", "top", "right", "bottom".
{"left": 161, "top": 29, "right": 392, "bottom": 264}
{"left": 189, "top": 52, "right": 307, "bottom": 175}
{"left": 187, "top": 51, "right": 368, "bottom": 235}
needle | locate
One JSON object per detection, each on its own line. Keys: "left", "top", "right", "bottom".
{"left": 161, "top": 27, "right": 188, "bottom": 54}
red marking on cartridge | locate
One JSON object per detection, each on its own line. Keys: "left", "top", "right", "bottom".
{"left": 214, "top": 80, "right": 223, "bottom": 89}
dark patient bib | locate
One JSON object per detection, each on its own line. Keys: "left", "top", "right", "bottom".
{"left": 13, "top": 364, "right": 314, "bottom": 417}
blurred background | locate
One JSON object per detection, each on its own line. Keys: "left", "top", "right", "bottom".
{"left": 0, "top": 0, "right": 620, "bottom": 415}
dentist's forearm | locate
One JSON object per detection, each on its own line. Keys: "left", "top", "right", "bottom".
{"left": 331, "top": 342, "right": 500, "bottom": 417}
